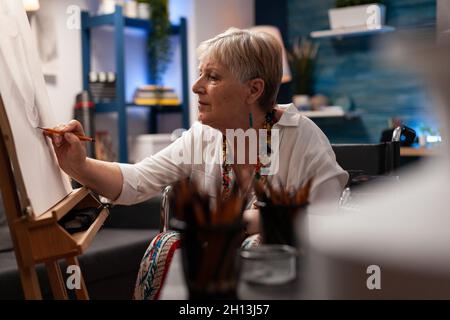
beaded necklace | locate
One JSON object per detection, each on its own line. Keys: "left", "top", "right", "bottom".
{"left": 222, "top": 109, "right": 277, "bottom": 196}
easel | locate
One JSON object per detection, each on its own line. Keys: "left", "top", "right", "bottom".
{"left": 0, "top": 96, "right": 109, "bottom": 299}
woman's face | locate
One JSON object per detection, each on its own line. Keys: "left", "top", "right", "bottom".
{"left": 192, "top": 57, "right": 249, "bottom": 131}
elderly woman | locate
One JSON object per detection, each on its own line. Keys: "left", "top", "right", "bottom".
{"left": 50, "top": 27, "right": 348, "bottom": 298}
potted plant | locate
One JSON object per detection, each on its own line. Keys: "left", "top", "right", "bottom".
{"left": 288, "top": 37, "right": 319, "bottom": 110}
{"left": 137, "top": 0, "right": 173, "bottom": 86}
{"left": 329, "top": 0, "right": 386, "bottom": 30}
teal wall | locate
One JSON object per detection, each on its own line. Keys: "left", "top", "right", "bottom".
{"left": 287, "top": 0, "right": 437, "bottom": 143}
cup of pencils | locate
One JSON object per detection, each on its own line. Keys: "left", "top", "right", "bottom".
{"left": 170, "top": 180, "right": 248, "bottom": 300}
{"left": 254, "top": 179, "right": 312, "bottom": 248}
{"left": 238, "top": 179, "right": 312, "bottom": 286}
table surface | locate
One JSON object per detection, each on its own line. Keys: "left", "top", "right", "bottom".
{"left": 159, "top": 250, "right": 319, "bottom": 300}
{"left": 400, "top": 146, "right": 440, "bottom": 157}
{"left": 160, "top": 249, "right": 450, "bottom": 300}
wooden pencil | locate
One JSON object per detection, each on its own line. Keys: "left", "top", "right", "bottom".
{"left": 38, "top": 127, "right": 95, "bottom": 142}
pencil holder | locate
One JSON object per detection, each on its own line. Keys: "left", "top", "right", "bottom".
{"left": 257, "top": 201, "right": 305, "bottom": 247}
{"left": 171, "top": 218, "right": 246, "bottom": 300}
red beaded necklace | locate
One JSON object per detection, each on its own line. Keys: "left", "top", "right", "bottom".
{"left": 222, "top": 109, "right": 277, "bottom": 196}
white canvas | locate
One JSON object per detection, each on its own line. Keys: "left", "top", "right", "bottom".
{"left": 0, "top": 0, "right": 72, "bottom": 217}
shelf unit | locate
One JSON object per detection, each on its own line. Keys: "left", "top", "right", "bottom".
{"left": 298, "top": 106, "right": 344, "bottom": 118}
{"left": 297, "top": 107, "right": 362, "bottom": 119}
{"left": 311, "top": 25, "right": 395, "bottom": 39}
{"left": 81, "top": 6, "right": 190, "bottom": 162}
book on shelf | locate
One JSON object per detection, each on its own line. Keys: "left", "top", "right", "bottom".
{"left": 133, "top": 85, "right": 180, "bottom": 106}
{"left": 135, "top": 91, "right": 179, "bottom": 99}
{"left": 137, "top": 85, "right": 174, "bottom": 92}
{"left": 134, "top": 98, "right": 181, "bottom": 106}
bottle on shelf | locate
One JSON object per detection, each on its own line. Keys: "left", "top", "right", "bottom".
{"left": 89, "top": 71, "right": 116, "bottom": 103}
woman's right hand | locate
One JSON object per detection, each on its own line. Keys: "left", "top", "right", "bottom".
{"left": 46, "top": 120, "right": 88, "bottom": 177}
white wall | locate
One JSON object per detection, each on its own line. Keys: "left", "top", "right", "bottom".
{"left": 40, "top": 0, "right": 90, "bottom": 123}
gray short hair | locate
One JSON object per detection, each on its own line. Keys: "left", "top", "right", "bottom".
{"left": 197, "top": 27, "right": 282, "bottom": 111}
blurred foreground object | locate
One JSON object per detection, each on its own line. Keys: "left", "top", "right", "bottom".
{"left": 302, "top": 36, "right": 450, "bottom": 299}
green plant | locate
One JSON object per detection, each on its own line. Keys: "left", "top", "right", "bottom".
{"left": 287, "top": 37, "right": 319, "bottom": 96}
{"left": 335, "top": 0, "right": 384, "bottom": 8}
{"left": 419, "top": 124, "right": 437, "bottom": 137}
{"left": 138, "top": 0, "right": 172, "bottom": 85}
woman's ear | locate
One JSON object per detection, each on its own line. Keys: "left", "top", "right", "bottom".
{"left": 245, "top": 78, "right": 265, "bottom": 105}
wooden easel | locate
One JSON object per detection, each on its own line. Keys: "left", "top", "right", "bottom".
{"left": 0, "top": 96, "right": 109, "bottom": 299}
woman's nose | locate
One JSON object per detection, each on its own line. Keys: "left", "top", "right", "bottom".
{"left": 192, "top": 78, "right": 205, "bottom": 94}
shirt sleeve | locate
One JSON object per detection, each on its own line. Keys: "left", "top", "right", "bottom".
{"left": 112, "top": 128, "right": 194, "bottom": 205}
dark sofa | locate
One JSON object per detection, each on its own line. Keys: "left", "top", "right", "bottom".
{"left": 0, "top": 193, "right": 161, "bottom": 300}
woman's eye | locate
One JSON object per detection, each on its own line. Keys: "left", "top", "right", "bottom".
{"left": 207, "top": 74, "right": 218, "bottom": 81}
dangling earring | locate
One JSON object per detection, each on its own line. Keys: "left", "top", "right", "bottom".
{"left": 249, "top": 112, "right": 253, "bottom": 128}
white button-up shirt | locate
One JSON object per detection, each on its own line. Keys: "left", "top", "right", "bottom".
{"left": 114, "top": 104, "right": 348, "bottom": 206}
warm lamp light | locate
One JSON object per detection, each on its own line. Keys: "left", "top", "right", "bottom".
{"left": 249, "top": 25, "right": 292, "bottom": 83}
{"left": 22, "top": 0, "right": 40, "bottom": 12}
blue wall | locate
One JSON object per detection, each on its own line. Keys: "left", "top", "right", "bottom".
{"left": 287, "top": 0, "right": 437, "bottom": 143}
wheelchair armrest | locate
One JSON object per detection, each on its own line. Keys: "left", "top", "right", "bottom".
{"left": 160, "top": 185, "right": 173, "bottom": 232}
{"left": 392, "top": 126, "right": 402, "bottom": 142}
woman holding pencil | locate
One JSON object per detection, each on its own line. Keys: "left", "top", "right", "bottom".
{"left": 48, "top": 28, "right": 348, "bottom": 298}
